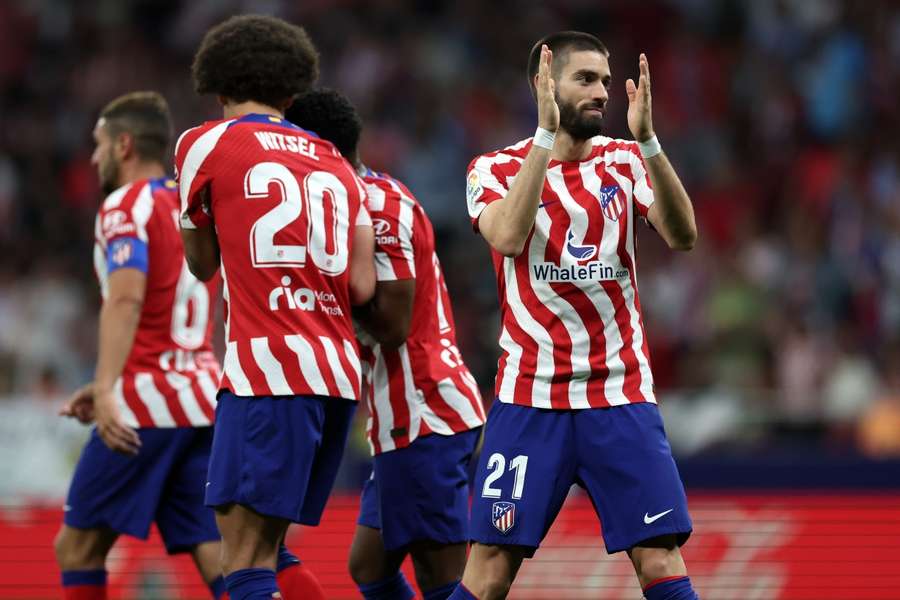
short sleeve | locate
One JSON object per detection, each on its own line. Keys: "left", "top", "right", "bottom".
{"left": 627, "top": 142, "right": 655, "bottom": 219}
{"left": 372, "top": 199, "right": 416, "bottom": 282}
{"left": 97, "top": 183, "right": 152, "bottom": 274}
{"left": 466, "top": 154, "right": 509, "bottom": 230}
{"left": 174, "top": 122, "right": 231, "bottom": 230}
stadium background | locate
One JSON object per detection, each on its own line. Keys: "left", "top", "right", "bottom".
{"left": 1, "top": 0, "right": 899, "bottom": 598}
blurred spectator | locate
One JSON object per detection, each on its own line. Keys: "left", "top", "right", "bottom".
{"left": 0, "top": 0, "right": 897, "bottom": 463}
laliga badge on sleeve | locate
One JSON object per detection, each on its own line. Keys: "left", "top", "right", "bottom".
{"left": 492, "top": 501, "right": 516, "bottom": 534}
{"left": 466, "top": 170, "right": 484, "bottom": 206}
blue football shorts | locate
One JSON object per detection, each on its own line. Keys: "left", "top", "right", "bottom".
{"left": 469, "top": 401, "right": 692, "bottom": 555}
{"left": 357, "top": 427, "right": 482, "bottom": 550}
{"left": 205, "top": 391, "right": 357, "bottom": 524}
{"left": 64, "top": 426, "right": 219, "bottom": 554}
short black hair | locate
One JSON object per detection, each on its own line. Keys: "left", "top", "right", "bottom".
{"left": 286, "top": 88, "right": 362, "bottom": 159}
{"left": 192, "top": 15, "right": 319, "bottom": 108}
{"left": 99, "top": 91, "right": 172, "bottom": 164}
{"left": 527, "top": 31, "right": 609, "bottom": 96}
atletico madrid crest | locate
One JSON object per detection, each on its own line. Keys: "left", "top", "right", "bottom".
{"left": 599, "top": 184, "right": 625, "bottom": 221}
{"left": 492, "top": 501, "right": 516, "bottom": 534}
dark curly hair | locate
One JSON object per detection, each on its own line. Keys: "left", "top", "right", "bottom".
{"left": 192, "top": 15, "right": 319, "bottom": 109}
{"left": 100, "top": 91, "right": 172, "bottom": 163}
{"left": 286, "top": 88, "right": 362, "bottom": 160}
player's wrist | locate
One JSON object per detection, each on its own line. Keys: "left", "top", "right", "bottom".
{"left": 533, "top": 127, "right": 556, "bottom": 150}
{"left": 637, "top": 134, "right": 662, "bottom": 158}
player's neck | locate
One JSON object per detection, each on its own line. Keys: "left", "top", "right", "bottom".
{"left": 222, "top": 100, "right": 283, "bottom": 120}
{"left": 550, "top": 129, "right": 594, "bottom": 162}
{"left": 118, "top": 160, "right": 166, "bottom": 188}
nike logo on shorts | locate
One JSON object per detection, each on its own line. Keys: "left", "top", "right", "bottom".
{"left": 643, "top": 508, "right": 674, "bottom": 524}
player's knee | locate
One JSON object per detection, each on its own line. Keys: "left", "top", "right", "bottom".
{"left": 630, "top": 544, "right": 683, "bottom": 583}
{"left": 54, "top": 526, "right": 107, "bottom": 570}
{"left": 474, "top": 572, "right": 514, "bottom": 600}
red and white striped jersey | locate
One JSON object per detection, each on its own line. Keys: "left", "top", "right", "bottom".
{"left": 466, "top": 136, "right": 656, "bottom": 409}
{"left": 93, "top": 177, "right": 220, "bottom": 428}
{"left": 359, "top": 169, "right": 485, "bottom": 454}
{"left": 175, "top": 114, "right": 368, "bottom": 400}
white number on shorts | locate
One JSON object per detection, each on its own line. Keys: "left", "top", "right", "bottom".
{"left": 245, "top": 162, "right": 350, "bottom": 274}
{"left": 481, "top": 452, "right": 529, "bottom": 500}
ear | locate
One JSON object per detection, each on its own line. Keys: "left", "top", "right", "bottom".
{"left": 114, "top": 131, "right": 134, "bottom": 161}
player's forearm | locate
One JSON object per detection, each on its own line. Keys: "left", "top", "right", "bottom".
{"left": 94, "top": 298, "right": 142, "bottom": 393}
{"left": 644, "top": 152, "right": 697, "bottom": 251}
{"left": 352, "top": 280, "right": 414, "bottom": 350}
{"left": 181, "top": 226, "right": 220, "bottom": 281}
{"left": 480, "top": 146, "right": 552, "bottom": 257}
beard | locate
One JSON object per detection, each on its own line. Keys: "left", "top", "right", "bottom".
{"left": 557, "top": 93, "right": 604, "bottom": 141}
{"left": 98, "top": 155, "right": 120, "bottom": 196}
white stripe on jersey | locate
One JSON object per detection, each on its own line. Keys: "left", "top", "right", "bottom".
{"left": 131, "top": 183, "right": 154, "bottom": 242}
{"left": 387, "top": 180, "right": 417, "bottom": 276}
{"left": 165, "top": 371, "right": 212, "bottom": 426}
{"left": 374, "top": 252, "right": 397, "bottom": 280}
{"left": 342, "top": 339, "right": 362, "bottom": 386}
{"left": 370, "top": 345, "right": 396, "bottom": 452}
{"left": 113, "top": 378, "right": 139, "bottom": 429}
{"left": 398, "top": 346, "right": 422, "bottom": 439}
{"left": 250, "top": 337, "right": 290, "bottom": 394}
{"left": 284, "top": 334, "right": 330, "bottom": 396}
{"left": 102, "top": 184, "right": 131, "bottom": 210}
{"left": 319, "top": 336, "right": 354, "bottom": 399}
{"left": 436, "top": 377, "right": 486, "bottom": 428}
{"left": 195, "top": 369, "right": 220, "bottom": 411}
{"left": 224, "top": 341, "right": 252, "bottom": 396}
{"left": 134, "top": 373, "right": 176, "bottom": 426}
{"left": 502, "top": 256, "right": 553, "bottom": 408}
{"left": 178, "top": 120, "right": 233, "bottom": 229}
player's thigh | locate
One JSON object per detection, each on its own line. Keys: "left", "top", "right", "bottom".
{"left": 627, "top": 534, "right": 688, "bottom": 587}
{"left": 206, "top": 392, "right": 327, "bottom": 523}
{"left": 372, "top": 428, "right": 481, "bottom": 552}
{"left": 470, "top": 402, "right": 576, "bottom": 553}
{"left": 573, "top": 403, "right": 693, "bottom": 554}
{"left": 460, "top": 543, "right": 530, "bottom": 600}
{"left": 298, "top": 397, "right": 357, "bottom": 525}
{"left": 156, "top": 427, "right": 220, "bottom": 555}
{"left": 64, "top": 428, "right": 187, "bottom": 541}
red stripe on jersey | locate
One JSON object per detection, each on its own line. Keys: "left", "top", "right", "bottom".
{"left": 237, "top": 340, "right": 267, "bottom": 396}
{"left": 121, "top": 375, "right": 154, "bottom": 426}
{"left": 381, "top": 349, "right": 411, "bottom": 447}
{"left": 310, "top": 340, "right": 341, "bottom": 399}
{"left": 151, "top": 372, "right": 191, "bottom": 426}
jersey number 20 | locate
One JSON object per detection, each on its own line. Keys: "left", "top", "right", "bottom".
{"left": 246, "top": 162, "right": 350, "bottom": 275}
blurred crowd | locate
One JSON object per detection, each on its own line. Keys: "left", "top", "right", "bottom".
{"left": 0, "top": 0, "right": 898, "bottom": 460}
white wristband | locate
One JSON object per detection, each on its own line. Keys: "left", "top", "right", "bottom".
{"left": 637, "top": 135, "right": 662, "bottom": 158}
{"left": 533, "top": 127, "right": 556, "bottom": 150}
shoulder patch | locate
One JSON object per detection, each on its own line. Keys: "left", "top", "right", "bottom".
{"left": 466, "top": 170, "right": 484, "bottom": 205}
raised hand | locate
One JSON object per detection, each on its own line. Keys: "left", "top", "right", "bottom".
{"left": 626, "top": 53, "right": 655, "bottom": 143}
{"left": 537, "top": 44, "right": 559, "bottom": 132}
{"left": 59, "top": 382, "right": 96, "bottom": 424}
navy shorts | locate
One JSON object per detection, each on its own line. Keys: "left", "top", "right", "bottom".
{"left": 358, "top": 428, "right": 481, "bottom": 551}
{"left": 64, "top": 427, "right": 219, "bottom": 554}
{"left": 470, "top": 402, "right": 692, "bottom": 555}
{"left": 205, "top": 392, "right": 357, "bottom": 524}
